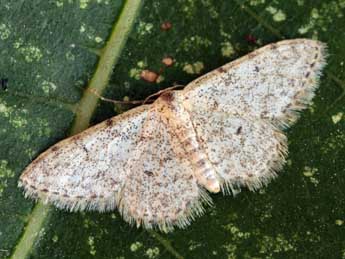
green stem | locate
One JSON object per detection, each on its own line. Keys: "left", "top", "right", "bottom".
{"left": 10, "top": 202, "right": 49, "bottom": 259}
{"left": 71, "top": 0, "right": 144, "bottom": 134}
{"left": 10, "top": 1, "right": 143, "bottom": 258}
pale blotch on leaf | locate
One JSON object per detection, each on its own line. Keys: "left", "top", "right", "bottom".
{"left": 55, "top": 0, "right": 63, "bottom": 7}
{"left": 219, "top": 25, "right": 232, "bottom": 40}
{"left": 303, "top": 166, "right": 319, "bottom": 186}
{"left": 145, "top": 247, "right": 160, "bottom": 259}
{"left": 0, "top": 160, "right": 15, "bottom": 196}
{"left": 13, "top": 39, "right": 23, "bottom": 49}
{"left": 17, "top": 44, "right": 43, "bottom": 63}
{"left": 178, "top": 0, "right": 196, "bottom": 19}
{"left": 84, "top": 218, "right": 92, "bottom": 229}
{"left": 19, "top": 132, "right": 31, "bottom": 142}
{"left": 297, "top": 0, "right": 304, "bottom": 6}
{"left": 332, "top": 112, "right": 343, "bottom": 124}
{"left": 129, "top": 60, "right": 148, "bottom": 80}
{"left": 156, "top": 75, "right": 165, "bottom": 83}
{"left": 36, "top": 118, "right": 52, "bottom": 137}
{"left": 335, "top": 219, "right": 344, "bottom": 226}
{"left": 137, "top": 60, "right": 147, "bottom": 68}
{"left": 88, "top": 236, "right": 96, "bottom": 256}
{"left": 95, "top": 36, "right": 103, "bottom": 43}
{"left": 221, "top": 42, "right": 235, "bottom": 57}
{"left": 0, "top": 102, "right": 11, "bottom": 117}
{"left": 223, "top": 243, "right": 237, "bottom": 258}
{"left": 65, "top": 50, "right": 76, "bottom": 61}
{"left": 259, "top": 234, "right": 296, "bottom": 255}
{"left": 129, "top": 68, "right": 142, "bottom": 80}
{"left": 180, "top": 35, "right": 211, "bottom": 52}
{"left": 266, "top": 6, "right": 287, "bottom": 22}
{"left": 200, "top": 0, "right": 219, "bottom": 19}
{"left": 24, "top": 148, "right": 36, "bottom": 160}
{"left": 130, "top": 241, "right": 143, "bottom": 252}
{"left": 80, "top": 24, "right": 86, "bottom": 33}
{"left": 80, "top": 0, "right": 90, "bottom": 9}
{"left": 222, "top": 223, "right": 251, "bottom": 257}
{"left": 250, "top": 0, "right": 266, "bottom": 6}
{"left": 52, "top": 234, "right": 59, "bottom": 243}
{"left": 10, "top": 116, "right": 28, "bottom": 128}
{"left": 183, "top": 61, "right": 204, "bottom": 74}
{"left": 0, "top": 23, "right": 11, "bottom": 40}
{"left": 41, "top": 80, "right": 57, "bottom": 94}
{"left": 299, "top": 3, "right": 345, "bottom": 35}
{"left": 260, "top": 203, "right": 274, "bottom": 221}
{"left": 136, "top": 21, "right": 154, "bottom": 36}
{"left": 188, "top": 240, "right": 202, "bottom": 251}
{"left": 303, "top": 166, "right": 318, "bottom": 177}
{"left": 223, "top": 223, "right": 251, "bottom": 241}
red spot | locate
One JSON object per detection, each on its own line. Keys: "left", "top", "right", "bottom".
{"left": 162, "top": 56, "right": 174, "bottom": 67}
{"left": 245, "top": 34, "right": 257, "bottom": 44}
{"left": 140, "top": 70, "right": 159, "bottom": 83}
{"left": 160, "top": 21, "right": 172, "bottom": 31}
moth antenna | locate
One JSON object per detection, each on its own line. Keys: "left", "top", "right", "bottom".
{"left": 143, "top": 84, "right": 185, "bottom": 104}
{"left": 88, "top": 88, "right": 145, "bottom": 105}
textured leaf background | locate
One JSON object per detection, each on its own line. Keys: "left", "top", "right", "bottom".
{"left": 1, "top": 0, "right": 345, "bottom": 258}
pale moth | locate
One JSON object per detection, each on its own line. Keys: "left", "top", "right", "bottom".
{"left": 19, "top": 39, "right": 327, "bottom": 232}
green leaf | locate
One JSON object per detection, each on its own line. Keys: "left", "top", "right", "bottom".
{"left": 1, "top": 0, "right": 344, "bottom": 258}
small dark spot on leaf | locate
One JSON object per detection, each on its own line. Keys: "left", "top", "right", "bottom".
{"left": 245, "top": 34, "right": 257, "bottom": 44}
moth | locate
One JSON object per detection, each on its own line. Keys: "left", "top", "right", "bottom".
{"left": 19, "top": 39, "right": 327, "bottom": 232}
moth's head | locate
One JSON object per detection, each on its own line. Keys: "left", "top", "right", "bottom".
{"left": 155, "top": 91, "right": 175, "bottom": 109}
{"left": 154, "top": 91, "right": 183, "bottom": 115}
{"left": 159, "top": 91, "right": 175, "bottom": 104}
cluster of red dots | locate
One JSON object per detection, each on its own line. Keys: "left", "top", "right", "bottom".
{"left": 140, "top": 22, "right": 174, "bottom": 83}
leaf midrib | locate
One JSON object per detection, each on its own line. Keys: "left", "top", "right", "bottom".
{"left": 10, "top": 1, "right": 144, "bottom": 258}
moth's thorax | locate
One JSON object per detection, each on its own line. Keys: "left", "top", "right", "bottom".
{"left": 154, "top": 91, "right": 194, "bottom": 135}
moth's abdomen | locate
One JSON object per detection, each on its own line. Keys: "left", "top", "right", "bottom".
{"left": 181, "top": 135, "right": 220, "bottom": 193}
{"left": 156, "top": 92, "right": 221, "bottom": 193}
